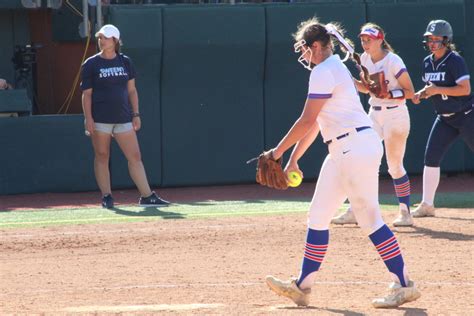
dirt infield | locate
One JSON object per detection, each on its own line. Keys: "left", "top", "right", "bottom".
{"left": 1, "top": 175, "right": 473, "bottom": 314}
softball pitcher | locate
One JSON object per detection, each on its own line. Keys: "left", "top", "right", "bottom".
{"left": 332, "top": 23, "right": 415, "bottom": 227}
{"left": 264, "top": 18, "right": 420, "bottom": 308}
{"left": 412, "top": 20, "right": 474, "bottom": 217}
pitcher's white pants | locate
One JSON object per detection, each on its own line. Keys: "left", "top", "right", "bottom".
{"left": 308, "top": 128, "right": 385, "bottom": 233}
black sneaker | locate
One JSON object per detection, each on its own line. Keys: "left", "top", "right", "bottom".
{"left": 139, "top": 191, "right": 170, "bottom": 207}
{"left": 102, "top": 194, "right": 114, "bottom": 209}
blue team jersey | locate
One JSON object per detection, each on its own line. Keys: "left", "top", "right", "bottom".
{"left": 80, "top": 53, "right": 136, "bottom": 124}
{"left": 421, "top": 51, "right": 473, "bottom": 114}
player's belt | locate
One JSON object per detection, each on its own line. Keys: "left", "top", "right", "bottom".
{"left": 325, "top": 126, "right": 371, "bottom": 145}
{"left": 372, "top": 105, "right": 399, "bottom": 111}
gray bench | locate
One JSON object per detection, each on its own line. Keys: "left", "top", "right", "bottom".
{"left": 0, "top": 89, "right": 32, "bottom": 117}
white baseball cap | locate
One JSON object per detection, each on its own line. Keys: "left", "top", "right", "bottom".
{"left": 95, "top": 24, "right": 120, "bottom": 40}
{"left": 359, "top": 27, "right": 384, "bottom": 40}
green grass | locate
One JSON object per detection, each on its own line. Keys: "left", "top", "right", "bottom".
{"left": 0, "top": 192, "right": 472, "bottom": 229}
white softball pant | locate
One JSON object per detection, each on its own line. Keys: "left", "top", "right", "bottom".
{"left": 369, "top": 105, "right": 410, "bottom": 179}
{"left": 308, "top": 128, "right": 385, "bottom": 233}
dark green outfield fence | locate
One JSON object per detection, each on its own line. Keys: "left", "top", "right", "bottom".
{"left": 1, "top": 0, "right": 473, "bottom": 195}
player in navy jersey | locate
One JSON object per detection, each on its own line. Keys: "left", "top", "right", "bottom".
{"left": 81, "top": 24, "right": 169, "bottom": 209}
{"left": 412, "top": 20, "right": 474, "bottom": 217}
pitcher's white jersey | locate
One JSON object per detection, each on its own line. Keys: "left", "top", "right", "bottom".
{"left": 361, "top": 52, "right": 408, "bottom": 107}
{"left": 304, "top": 55, "right": 384, "bottom": 232}
{"left": 307, "top": 55, "right": 372, "bottom": 143}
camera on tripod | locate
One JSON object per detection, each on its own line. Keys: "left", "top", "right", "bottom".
{"left": 12, "top": 44, "right": 42, "bottom": 73}
{"left": 11, "top": 44, "right": 43, "bottom": 114}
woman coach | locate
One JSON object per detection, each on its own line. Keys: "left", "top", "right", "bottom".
{"left": 81, "top": 24, "right": 169, "bottom": 209}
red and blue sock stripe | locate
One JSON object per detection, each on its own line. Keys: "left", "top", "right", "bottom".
{"left": 393, "top": 174, "right": 411, "bottom": 211}
{"left": 304, "top": 242, "right": 328, "bottom": 263}
{"left": 376, "top": 235, "right": 401, "bottom": 261}
{"left": 370, "top": 224, "right": 407, "bottom": 287}
{"left": 296, "top": 229, "right": 328, "bottom": 287}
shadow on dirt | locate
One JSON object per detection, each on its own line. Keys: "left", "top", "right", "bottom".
{"left": 398, "top": 307, "right": 428, "bottom": 315}
{"left": 316, "top": 308, "right": 365, "bottom": 315}
{"left": 272, "top": 306, "right": 365, "bottom": 315}
{"left": 434, "top": 215, "right": 474, "bottom": 222}
{"left": 110, "top": 207, "right": 186, "bottom": 219}
{"left": 397, "top": 225, "right": 473, "bottom": 241}
{"left": 303, "top": 307, "right": 427, "bottom": 315}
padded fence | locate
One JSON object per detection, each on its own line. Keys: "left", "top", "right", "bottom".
{"left": 0, "top": 115, "right": 96, "bottom": 195}
{"left": 160, "top": 5, "right": 266, "bottom": 186}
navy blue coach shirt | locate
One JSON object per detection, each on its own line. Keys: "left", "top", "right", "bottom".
{"left": 422, "top": 50, "right": 473, "bottom": 114}
{"left": 81, "top": 53, "right": 136, "bottom": 123}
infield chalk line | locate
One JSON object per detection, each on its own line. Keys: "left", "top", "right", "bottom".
{"left": 1, "top": 280, "right": 472, "bottom": 297}
{"left": 62, "top": 303, "right": 224, "bottom": 312}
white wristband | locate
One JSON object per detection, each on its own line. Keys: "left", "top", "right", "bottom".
{"left": 390, "top": 89, "right": 404, "bottom": 99}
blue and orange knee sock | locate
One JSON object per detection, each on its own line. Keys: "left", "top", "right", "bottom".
{"left": 369, "top": 224, "right": 408, "bottom": 286}
{"left": 393, "top": 174, "right": 411, "bottom": 211}
{"left": 296, "top": 228, "right": 328, "bottom": 290}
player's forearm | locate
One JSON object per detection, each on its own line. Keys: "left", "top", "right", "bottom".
{"left": 394, "top": 72, "right": 415, "bottom": 100}
{"left": 435, "top": 84, "right": 471, "bottom": 97}
{"left": 273, "top": 117, "right": 315, "bottom": 159}
{"left": 400, "top": 88, "right": 414, "bottom": 99}
{"left": 289, "top": 124, "right": 320, "bottom": 162}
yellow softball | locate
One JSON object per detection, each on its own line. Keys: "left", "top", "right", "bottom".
{"left": 287, "top": 171, "right": 302, "bottom": 187}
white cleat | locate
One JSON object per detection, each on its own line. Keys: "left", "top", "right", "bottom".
{"left": 331, "top": 209, "right": 357, "bottom": 225}
{"left": 393, "top": 208, "right": 414, "bottom": 227}
{"left": 412, "top": 202, "right": 435, "bottom": 218}
{"left": 265, "top": 276, "right": 311, "bottom": 306}
{"left": 372, "top": 281, "right": 421, "bottom": 308}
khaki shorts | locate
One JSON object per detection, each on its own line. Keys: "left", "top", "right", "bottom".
{"left": 94, "top": 122, "right": 133, "bottom": 135}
